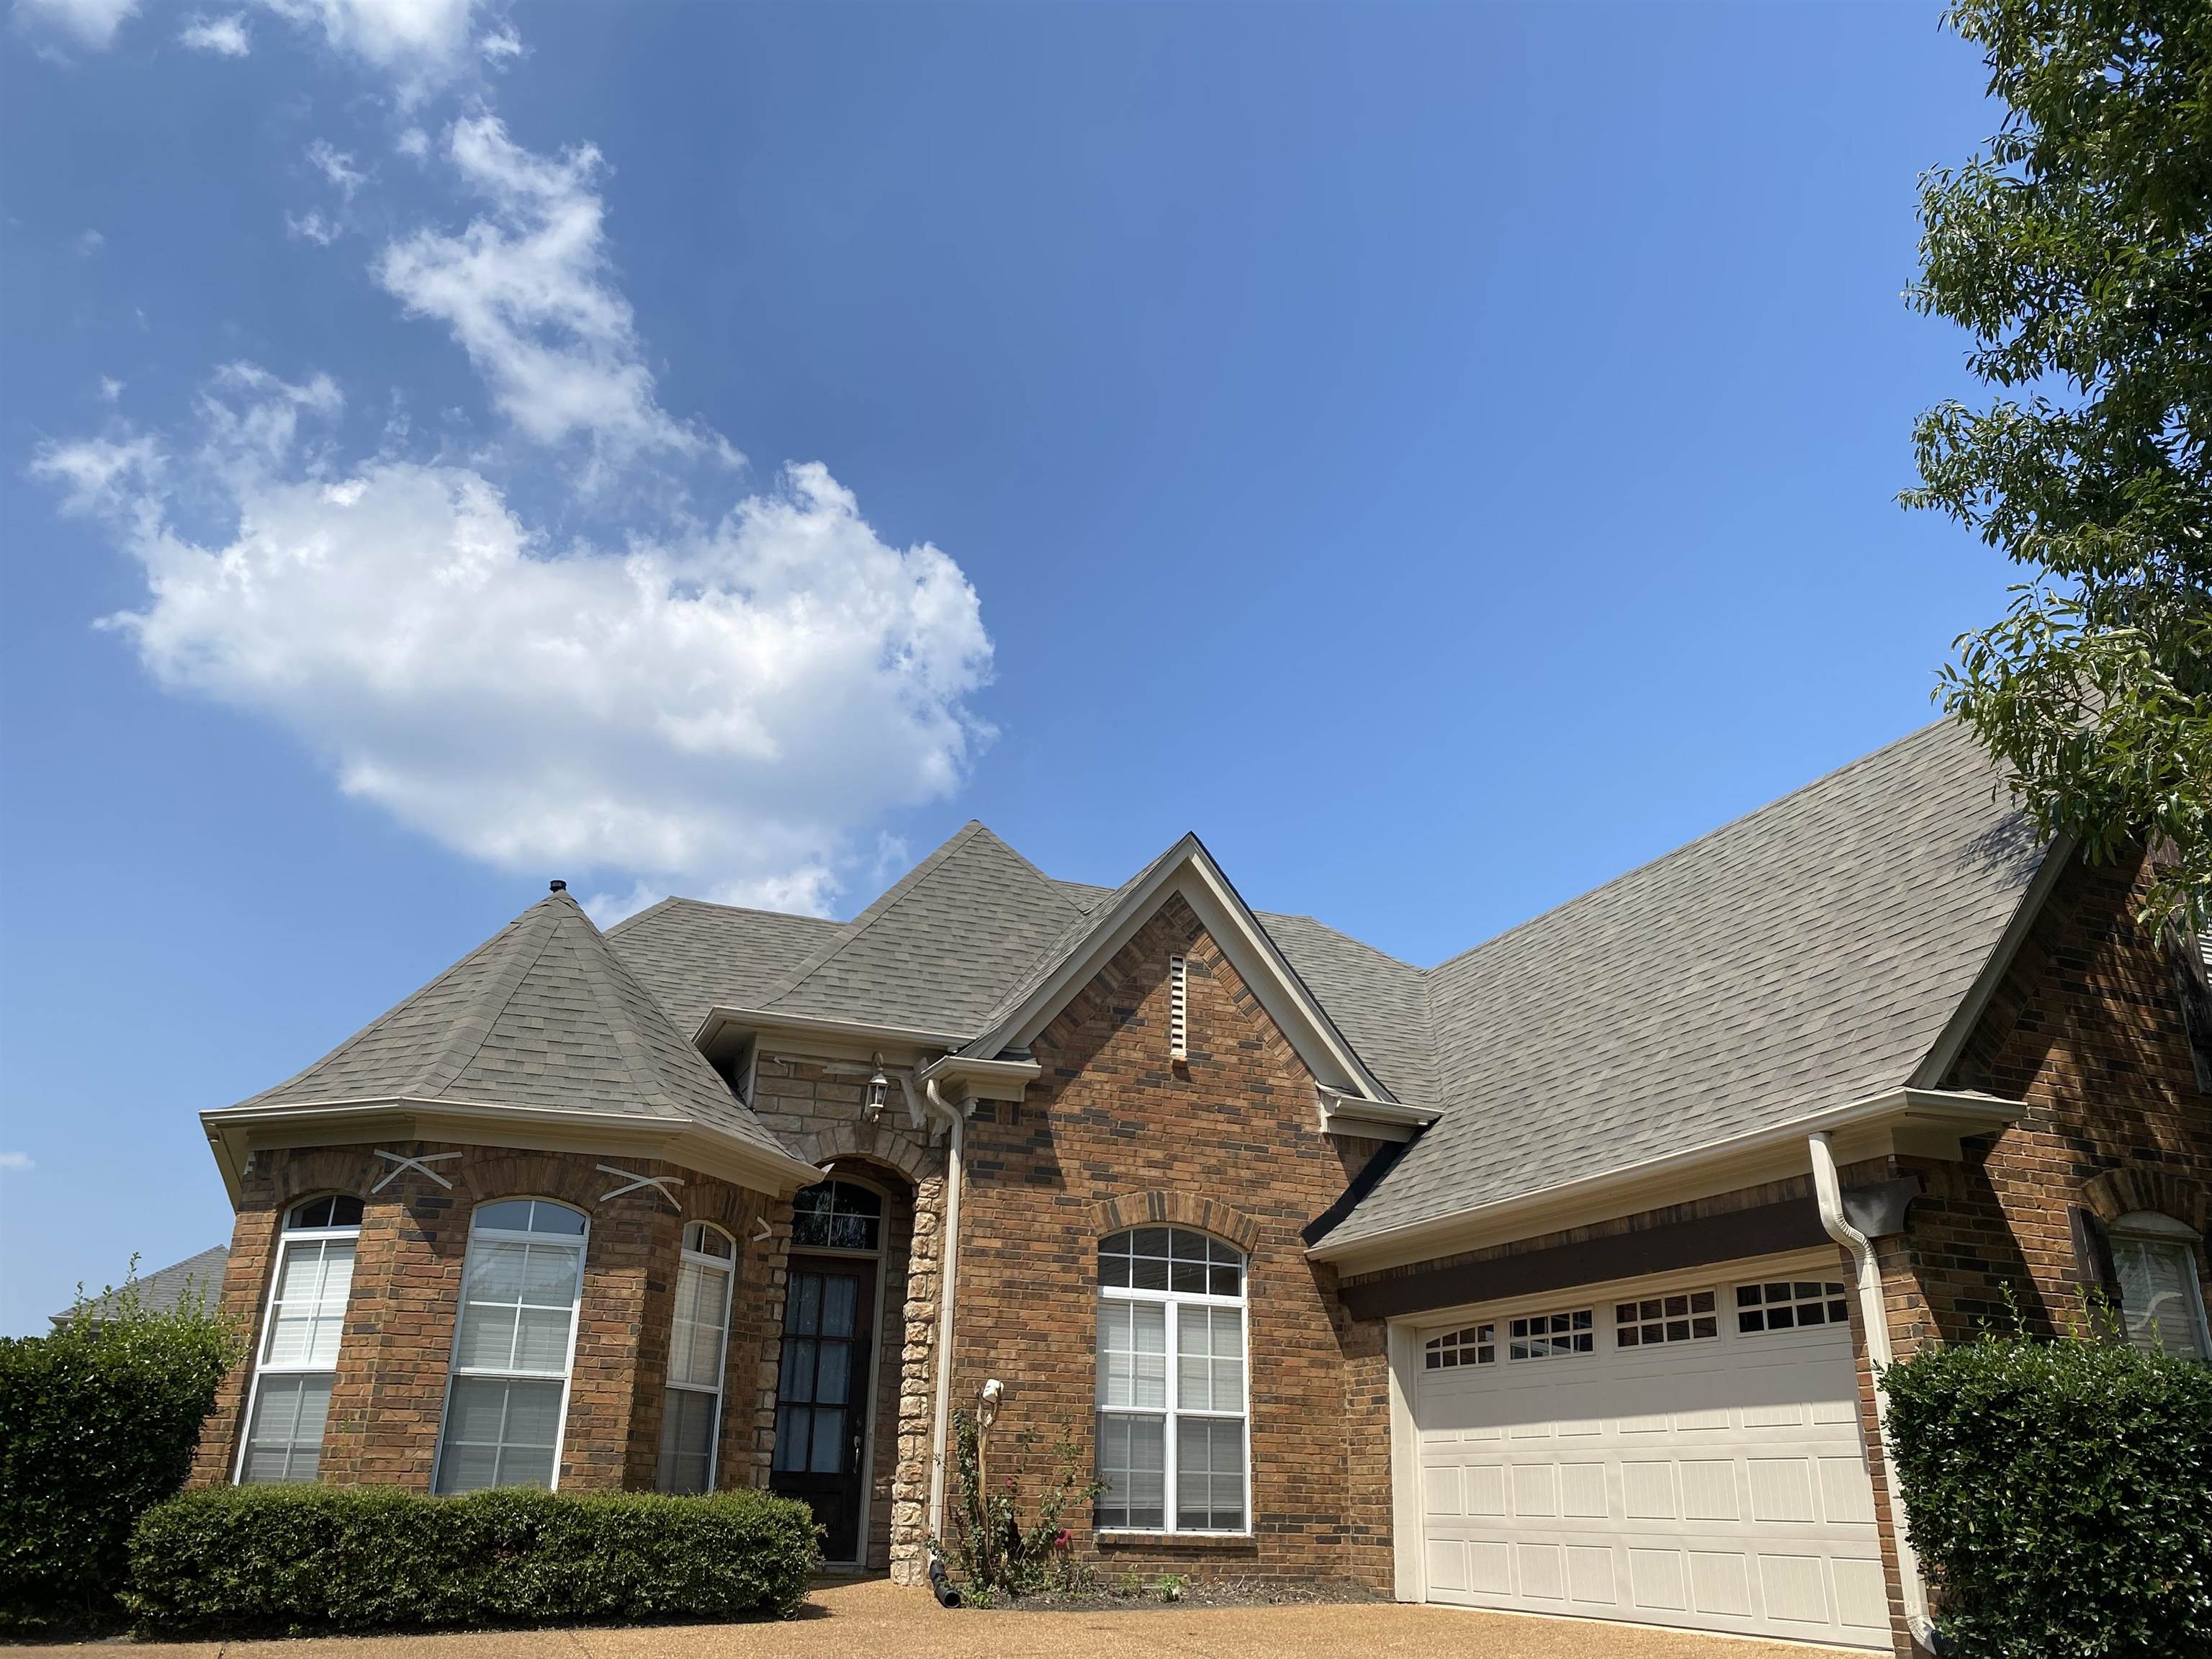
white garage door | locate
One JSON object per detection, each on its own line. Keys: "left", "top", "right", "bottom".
{"left": 1410, "top": 1252, "right": 1891, "bottom": 1648}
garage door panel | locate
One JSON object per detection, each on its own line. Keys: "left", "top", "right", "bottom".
{"left": 1411, "top": 1256, "right": 1886, "bottom": 1649}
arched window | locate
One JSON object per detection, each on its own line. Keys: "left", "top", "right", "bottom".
{"left": 790, "top": 1179, "right": 882, "bottom": 1253}
{"left": 237, "top": 1194, "right": 364, "bottom": 1483}
{"left": 2110, "top": 1212, "right": 2211, "bottom": 1359}
{"left": 657, "top": 1221, "right": 736, "bottom": 1493}
{"left": 1095, "top": 1227, "right": 1248, "bottom": 1534}
{"left": 434, "top": 1199, "right": 588, "bottom": 1493}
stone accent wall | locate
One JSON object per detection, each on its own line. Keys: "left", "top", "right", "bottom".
{"left": 190, "top": 1142, "right": 783, "bottom": 1497}
{"left": 945, "top": 894, "right": 1388, "bottom": 1588}
{"left": 746, "top": 1058, "right": 945, "bottom": 1579}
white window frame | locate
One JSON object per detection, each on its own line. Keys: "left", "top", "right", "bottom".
{"left": 658, "top": 1220, "right": 737, "bottom": 1493}
{"left": 1095, "top": 1230, "right": 1251, "bottom": 1537}
{"left": 431, "top": 1197, "right": 590, "bottom": 1495}
{"left": 2109, "top": 1211, "right": 2212, "bottom": 1359}
{"left": 1503, "top": 1305, "right": 1596, "bottom": 1361}
{"left": 233, "top": 1195, "right": 362, "bottom": 1484}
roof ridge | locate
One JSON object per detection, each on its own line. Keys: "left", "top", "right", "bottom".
{"left": 1256, "top": 909, "right": 1423, "bottom": 972}
{"left": 567, "top": 907, "right": 690, "bottom": 1118}
{"left": 1424, "top": 716, "right": 1971, "bottom": 979}
{"left": 414, "top": 898, "right": 565, "bottom": 1097}
{"left": 605, "top": 894, "right": 841, "bottom": 935}
{"left": 757, "top": 821, "right": 1064, "bottom": 1012}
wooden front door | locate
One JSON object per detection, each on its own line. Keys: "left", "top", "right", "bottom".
{"left": 770, "top": 1256, "right": 876, "bottom": 1562}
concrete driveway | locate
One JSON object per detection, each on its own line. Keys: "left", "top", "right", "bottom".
{"left": 19, "top": 1578, "right": 1857, "bottom": 1658}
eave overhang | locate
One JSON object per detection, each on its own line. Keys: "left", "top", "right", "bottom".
{"left": 199, "top": 1096, "right": 824, "bottom": 1209}
{"left": 695, "top": 1007, "right": 976, "bottom": 1068}
{"left": 1306, "top": 1086, "right": 2024, "bottom": 1274}
{"left": 1316, "top": 1086, "right": 1441, "bottom": 1143}
{"left": 917, "top": 1051, "right": 1044, "bottom": 1104}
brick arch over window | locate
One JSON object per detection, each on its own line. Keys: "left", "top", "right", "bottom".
{"left": 267, "top": 1148, "right": 375, "bottom": 1208}
{"left": 1091, "top": 1190, "right": 1262, "bottom": 1254}
{"left": 799, "top": 1122, "right": 937, "bottom": 1186}
{"left": 2082, "top": 1168, "right": 2210, "bottom": 1233}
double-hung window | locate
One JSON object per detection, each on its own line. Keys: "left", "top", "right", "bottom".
{"left": 238, "top": 1194, "right": 362, "bottom": 1483}
{"left": 434, "top": 1199, "right": 588, "bottom": 1493}
{"left": 1095, "top": 1227, "right": 1248, "bottom": 1534}
{"left": 2110, "top": 1212, "right": 2212, "bottom": 1359}
{"left": 657, "top": 1221, "right": 735, "bottom": 1492}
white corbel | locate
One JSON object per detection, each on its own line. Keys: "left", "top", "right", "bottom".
{"left": 371, "top": 1149, "right": 462, "bottom": 1192}
{"left": 596, "top": 1162, "right": 684, "bottom": 1210}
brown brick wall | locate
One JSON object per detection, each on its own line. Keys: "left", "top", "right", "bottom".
{"left": 191, "top": 1141, "right": 785, "bottom": 1496}
{"left": 944, "top": 894, "right": 1389, "bottom": 1589}
{"left": 1902, "top": 843, "right": 2212, "bottom": 1350}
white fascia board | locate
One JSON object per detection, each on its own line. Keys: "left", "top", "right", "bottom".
{"left": 917, "top": 1053, "right": 1043, "bottom": 1104}
{"left": 199, "top": 1096, "right": 823, "bottom": 1207}
{"left": 696, "top": 1006, "right": 972, "bottom": 1060}
{"left": 1910, "top": 833, "right": 2071, "bottom": 1089}
{"left": 1308, "top": 1086, "right": 2024, "bottom": 1272}
{"left": 976, "top": 838, "right": 1393, "bottom": 1104}
{"left": 1318, "top": 1086, "right": 1440, "bottom": 1142}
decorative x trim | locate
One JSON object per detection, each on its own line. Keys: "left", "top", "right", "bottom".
{"left": 371, "top": 1149, "right": 462, "bottom": 1192}
{"left": 597, "top": 1163, "right": 684, "bottom": 1210}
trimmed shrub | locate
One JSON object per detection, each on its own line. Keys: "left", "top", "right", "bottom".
{"left": 1881, "top": 1322, "right": 2212, "bottom": 1658}
{"left": 126, "top": 1484, "right": 822, "bottom": 1635}
{"left": 0, "top": 1274, "right": 240, "bottom": 1632}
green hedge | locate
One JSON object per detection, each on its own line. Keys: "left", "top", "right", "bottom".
{"left": 127, "top": 1485, "right": 821, "bottom": 1635}
{"left": 0, "top": 1277, "right": 239, "bottom": 1631}
{"left": 1882, "top": 1325, "right": 2212, "bottom": 1658}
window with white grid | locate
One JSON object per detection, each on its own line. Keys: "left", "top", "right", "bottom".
{"left": 657, "top": 1220, "right": 735, "bottom": 1493}
{"left": 1735, "top": 1278, "right": 1848, "bottom": 1334}
{"left": 1615, "top": 1289, "right": 1719, "bottom": 1346}
{"left": 2110, "top": 1213, "right": 2211, "bottom": 1359}
{"left": 1508, "top": 1308, "right": 1593, "bottom": 1359}
{"left": 1096, "top": 1227, "right": 1246, "bottom": 1533}
{"left": 434, "top": 1199, "right": 588, "bottom": 1494}
{"left": 1424, "top": 1323, "right": 1495, "bottom": 1369}
{"left": 237, "top": 1193, "right": 363, "bottom": 1483}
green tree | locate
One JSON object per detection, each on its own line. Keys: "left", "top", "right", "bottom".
{"left": 1905, "top": 0, "right": 2211, "bottom": 932}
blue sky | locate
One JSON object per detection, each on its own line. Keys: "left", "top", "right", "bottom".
{"left": 0, "top": 0, "right": 2008, "bottom": 1333}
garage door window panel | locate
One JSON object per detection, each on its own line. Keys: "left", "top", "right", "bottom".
{"left": 1425, "top": 1323, "right": 1495, "bottom": 1369}
{"left": 1509, "top": 1308, "right": 1593, "bottom": 1359}
{"left": 1617, "top": 1290, "right": 1718, "bottom": 1347}
{"left": 1096, "top": 1228, "right": 1248, "bottom": 1534}
{"left": 1736, "top": 1280, "right": 1848, "bottom": 1334}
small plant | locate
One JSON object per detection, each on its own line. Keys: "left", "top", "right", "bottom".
{"left": 938, "top": 1411, "right": 1103, "bottom": 1601}
{"left": 1154, "top": 1573, "right": 1187, "bottom": 1604}
{"left": 1115, "top": 1570, "right": 1145, "bottom": 1598}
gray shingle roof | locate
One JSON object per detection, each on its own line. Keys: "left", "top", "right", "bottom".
{"left": 1253, "top": 912, "right": 1438, "bottom": 1108}
{"left": 235, "top": 891, "right": 796, "bottom": 1165}
{"left": 1321, "top": 718, "right": 2046, "bottom": 1248}
{"left": 58, "top": 1245, "right": 229, "bottom": 1324}
{"left": 606, "top": 899, "right": 842, "bottom": 1037}
{"left": 749, "top": 823, "right": 1092, "bottom": 1035}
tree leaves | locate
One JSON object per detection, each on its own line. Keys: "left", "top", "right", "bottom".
{"left": 1905, "top": 0, "right": 2212, "bottom": 931}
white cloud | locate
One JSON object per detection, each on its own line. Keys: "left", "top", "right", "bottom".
{"left": 32, "top": 369, "right": 992, "bottom": 912}
{"left": 97, "top": 375, "right": 125, "bottom": 401}
{"left": 14, "top": 0, "right": 137, "bottom": 49}
{"left": 253, "top": 0, "right": 479, "bottom": 99}
{"left": 395, "top": 126, "right": 430, "bottom": 159}
{"left": 477, "top": 20, "right": 518, "bottom": 60}
{"left": 375, "top": 117, "right": 706, "bottom": 464}
{"left": 0, "top": 1151, "right": 32, "bottom": 1172}
{"left": 73, "top": 228, "right": 104, "bottom": 255}
{"left": 287, "top": 210, "right": 340, "bottom": 245}
{"left": 307, "top": 139, "right": 365, "bottom": 199}
{"left": 177, "top": 11, "right": 248, "bottom": 54}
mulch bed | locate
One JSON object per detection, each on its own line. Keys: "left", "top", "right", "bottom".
{"left": 992, "top": 1575, "right": 1385, "bottom": 1612}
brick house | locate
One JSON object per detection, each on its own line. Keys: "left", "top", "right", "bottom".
{"left": 189, "top": 718, "right": 2212, "bottom": 1655}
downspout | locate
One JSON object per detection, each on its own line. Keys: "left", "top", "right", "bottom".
{"left": 1810, "top": 1132, "right": 1943, "bottom": 1655}
{"left": 922, "top": 1077, "right": 966, "bottom": 1550}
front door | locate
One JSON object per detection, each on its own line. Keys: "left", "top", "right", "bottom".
{"left": 770, "top": 1257, "right": 876, "bottom": 1561}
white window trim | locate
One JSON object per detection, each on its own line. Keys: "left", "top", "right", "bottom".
{"left": 431, "top": 1200, "right": 590, "bottom": 1495}
{"left": 233, "top": 1210, "right": 361, "bottom": 1485}
{"left": 661, "top": 1223, "right": 737, "bottom": 1493}
{"left": 2110, "top": 1211, "right": 2212, "bottom": 1359}
{"left": 1095, "top": 1248, "right": 1251, "bottom": 1539}
{"left": 1502, "top": 1305, "right": 1597, "bottom": 1362}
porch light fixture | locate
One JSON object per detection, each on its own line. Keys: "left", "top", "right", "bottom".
{"left": 864, "top": 1061, "right": 890, "bottom": 1120}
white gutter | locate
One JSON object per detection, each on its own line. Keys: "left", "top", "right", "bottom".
{"left": 1810, "top": 1132, "right": 1941, "bottom": 1655}
{"left": 1309, "top": 1087, "right": 2023, "bottom": 1267}
{"left": 921, "top": 1077, "right": 966, "bottom": 1547}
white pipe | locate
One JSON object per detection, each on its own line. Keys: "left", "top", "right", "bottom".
{"left": 1810, "top": 1132, "right": 1942, "bottom": 1655}
{"left": 923, "top": 1077, "right": 966, "bottom": 1546}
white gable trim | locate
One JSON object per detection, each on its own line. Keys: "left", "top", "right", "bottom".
{"left": 1908, "top": 833, "right": 2070, "bottom": 1089}
{"left": 972, "top": 837, "right": 1395, "bottom": 1103}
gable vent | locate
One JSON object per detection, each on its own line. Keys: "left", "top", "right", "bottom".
{"left": 1167, "top": 955, "right": 1189, "bottom": 1061}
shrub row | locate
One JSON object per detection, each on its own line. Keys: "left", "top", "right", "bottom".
{"left": 0, "top": 1277, "right": 238, "bottom": 1630}
{"left": 1882, "top": 1321, "right": 2212, "bottom": 1659}
{"left": 128, "top": 1484, "right": 821, "bottom": 1635}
